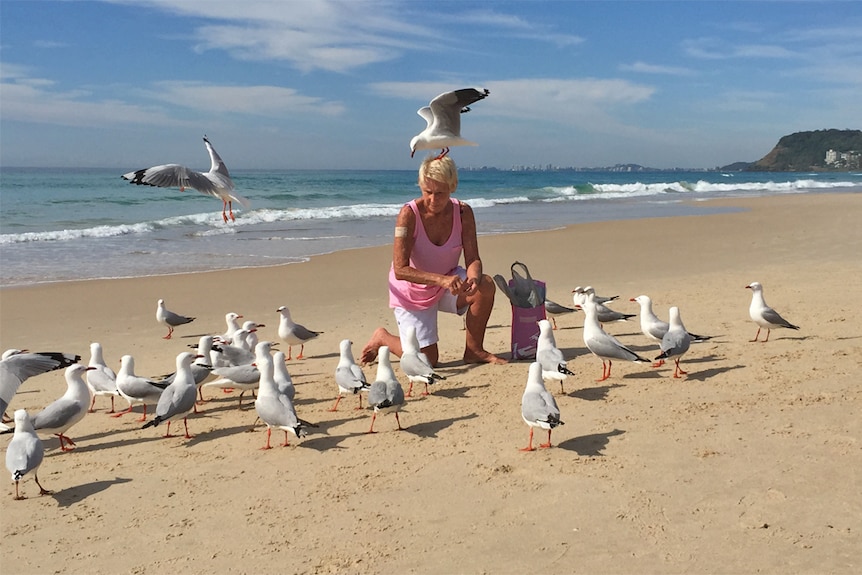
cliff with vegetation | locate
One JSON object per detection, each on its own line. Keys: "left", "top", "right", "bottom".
{"left": 746, "top": 129, "right": 862, "bottom": 171}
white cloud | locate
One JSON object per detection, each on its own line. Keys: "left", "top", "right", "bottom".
{"left": 0, "top": 65, "right": 345, "bottom": 128}
{"left": 105, "top": 0, "right": 582, "bottom": 72}
{"left": 0, "top": 72, "right": 177, "bottom": 127}
{"left": 683, "top": 37, "right": 796, "bottom": 60}
{"left": 144, "top": 81, "right": 346, "bottom": 116}
{"left": 620, "top": 61, "right": 696, "bottom": 76}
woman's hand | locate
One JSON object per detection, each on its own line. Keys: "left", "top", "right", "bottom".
{"left": 443, "top": 274, "right": 478, "bottom": 296}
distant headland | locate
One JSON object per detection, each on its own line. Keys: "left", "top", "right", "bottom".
{"left": 742, "top": 129, "right": 862, "bottom": 172}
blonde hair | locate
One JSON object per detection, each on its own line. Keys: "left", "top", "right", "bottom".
{"left": 418, "top": 154, "right": 458, "bottom": 192}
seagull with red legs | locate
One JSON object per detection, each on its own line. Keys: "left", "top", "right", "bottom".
{"left": 409, "top": 88, "right": 490, "bottom": 158}
{"left": 576, "top": 293, "right": 649, "bottom": 382}
{"left": 276, "top": 305, "right": 321, "bottom": 360}
{"left": 367, "top": 346, "right": 406, "bottom": 433}
{"left": 156, "top": 299, "right": 195, "bottom": 340}
{"left": 114, "top": 355, "right": 168, "bottom": 421}
{"left": 121, "top": 135, "right": 250, "bottom": 223}
{"left": 253, "top": 342, "right": 307, "bottom": 449}
{"left": 86, "top": 342, "right": 124, "bottom": 413}
{"left": 399, "top": 326, "right": 445, "bottom": 396}
{"left": 142, "top": 352, "right": 200, "bottom": 439}
{"left": 654, "top": 307, "right": 692, "bottom": 378}
{"left": 5, "top": 410, "right": 50, "bottom": 500}
{"left": 746, "top": 281, "right": 800, "bottom": 342}
{"left": 30, "top": 364, "right": 95, "bottom": 451}
{"left": 330, "top": 339, "right": 370, "bottom": 411}
{"left": 520, "top": 362, "right": 564, "bottom": 451}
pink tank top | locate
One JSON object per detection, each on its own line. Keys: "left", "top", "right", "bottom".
{"left": 388, "top": 198, "right": 463, "bottom": 310}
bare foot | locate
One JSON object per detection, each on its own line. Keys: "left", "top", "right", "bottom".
{"left": 360, "top": 327, "right": 389, "bottom": 364}
{"left": 463, "top": 349, "right": 508, "bottom": 365}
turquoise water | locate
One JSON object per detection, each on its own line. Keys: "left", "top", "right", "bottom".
{"left": 1, "top": 167, "right": 860, "bottom": 287}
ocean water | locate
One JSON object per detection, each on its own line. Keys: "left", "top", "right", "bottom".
{"left": 1, "top": 167, "right": 860, "bottom": 287}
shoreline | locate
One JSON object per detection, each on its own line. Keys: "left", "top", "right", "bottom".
{"left": 1, "top": 192, "right": 860, "bottom": 574}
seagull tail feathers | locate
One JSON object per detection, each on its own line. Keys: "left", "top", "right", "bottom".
{"left": 141, "top": 416, "right": 164, "bottom": 430}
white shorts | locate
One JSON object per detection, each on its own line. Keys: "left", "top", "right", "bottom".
{"left": 394, "top": 267, "right": 468, "bottom": 349}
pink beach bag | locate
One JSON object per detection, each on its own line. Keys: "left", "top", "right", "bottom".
{"left": 509, "top": 280, "right": 546, "bottom": 360}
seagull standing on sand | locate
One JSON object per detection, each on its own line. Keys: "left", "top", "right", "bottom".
{"left": 410, "top": 88, "right": 490, "bottom": 158}
{"left": 156, "top": 299, "right": 195, "bottom": 340}
{"left": 575, "top": 293, "right": 650, "bottom": 382}
{"left": 162, "top": 335, "right": 215, "bottom": 409}
{"left": 254, "top": 342, "right": 307, "bottom": 449}
{"left": 573, "top": 288, "right": 636, "bottom": 324}
{"left": 330, "top": 339, "right": 371, "bottom": 411}
{"left": 86, "top": 342, "right": 123, "bottom": 413}
{"left": 1, "top": 350, "right": 81, "bottom": 429}
{"left": 630, "top": 295, "right": 670, "bottom": 343}
{"left": 367, "top": 346, "right": 406, "bottom": 433}
{"left": 630, "top": 295, "right": 712, "bottom": 366}
{"left": 142, "top": 352, "right": 200, "bottom": 439}
{"left": 31, "top": 364, "right": 95, "bottom": 451}
{"left": 520, "top": 362, "right": 564, "bottom": 452}
{"left": 399, "top": 326, "right": 446, "bottom": 396}
{"left": 276, "top": 305, "right": 321, "bottom": 360}
{"left": 544, "top": 299, "right": 577, "bottom": 330}
{"left": 654, "top": 307, "right": 692, "bottom": 378}
{"left": 113, "top": 355, "right": 168, "bottom": 421}
{"left": 536, "top": 319, "right": 576, "bottom": 394}
{"left": 121, "top": 135, "right": 250, "bottom": 222}
{"left": 5, "top": 410, "right": 49, "bottom": 500}
{"left": 746, "top": 282, "right": 800, "bottom": 342}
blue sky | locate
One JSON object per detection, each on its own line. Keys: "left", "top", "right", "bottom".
{"left": 1, "top": 0, "right": 859, "bottom": 170}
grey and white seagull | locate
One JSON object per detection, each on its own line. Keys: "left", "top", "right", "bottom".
{"left": 654, "top": 306, "right": 692, "bottom": 378}
{"left": 367, "top": 346, "right": 406, "bottom": 433}
{"left": 575, "top": 293, "right": 649, "bottom": 382}
{"left": 156, "top": 299, "right": 195, "bottom": 340}
{"left": 746, "top": 281, "right": 800, "bottom": 342}
{"left": 121, "top": 135, "right": 250, "bottom": 222}
{"left": 410, "top": 88, "right": 490, "bottom": 158}
{"left": 520, "top": 362, "right": 564, "bottom": 451}
{"left": 5, "top": 409, "right": 50, "bottom": 500}
{"left": 331, "top": 339, "right": 370, "bottom": 411}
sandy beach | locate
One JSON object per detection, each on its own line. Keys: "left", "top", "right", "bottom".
{"left": 1, "top": 192, "right": 860, "bottom": 574}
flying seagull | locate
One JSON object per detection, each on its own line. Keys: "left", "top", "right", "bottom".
{"left": 121, "top": 135, "right": 250, "bottom": 222}
{"left": 410, "top": 88, "right": 490, "bottom": 158}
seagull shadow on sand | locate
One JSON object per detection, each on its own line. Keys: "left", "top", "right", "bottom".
{"left": 568, "top": 383, "right": 624, "bottom": 401}
{"left": 51, "top": 477, "right": 133, "bottom": 508}
{"left": 679, "top": 364, "right": 746, "bottom": 382}
{"left": 272, "top": 415, "right": 360, "bottom": 451}
{"left": 405, "top": 412, "right": 479, "bottom": 439}
{"left": 181, "top": 423, "right": 259, "bottom": 447}
{"left": 424, "top": 383, "right": 490, "bottom": 400}
{"left": 300, "top": 429, "right": 370, "bottom": 451}
{"left": 52, "top": 432, "right": 165, "bottom": 455}
{"left": 559, "top": 346, "right": 590, "bottom": 360}
{"left": 557, "top": 429, "right": 626, "bottom": 457}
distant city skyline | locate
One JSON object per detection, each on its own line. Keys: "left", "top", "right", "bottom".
{"left": 1, "top": 1, "right": 860, "bottom": 170}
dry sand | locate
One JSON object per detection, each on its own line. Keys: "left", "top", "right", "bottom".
{"left": 1, "top": 193, "right": 860, "bottom": 574}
